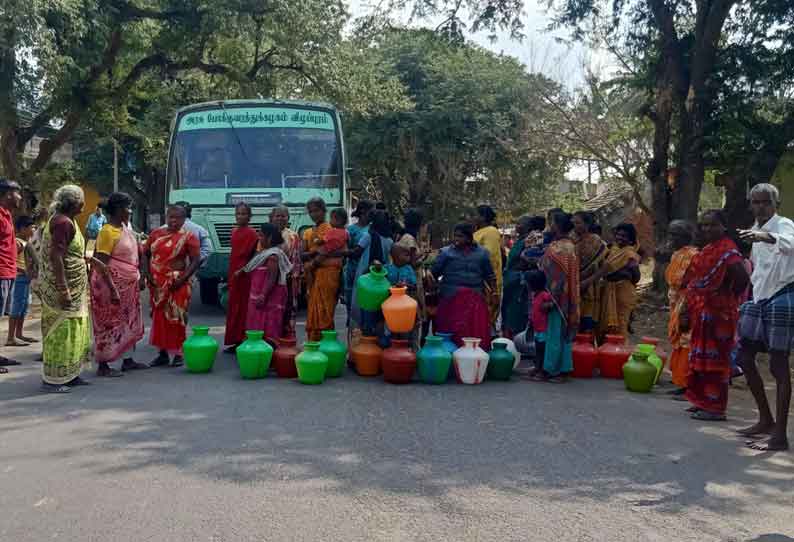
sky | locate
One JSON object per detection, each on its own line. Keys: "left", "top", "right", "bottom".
{"left": 346, "top": 0, "right": 597, "bottom": 88}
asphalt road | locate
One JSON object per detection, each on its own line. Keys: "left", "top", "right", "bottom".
{"left": 1, "top": 293, "right": 793, "bottom": 542}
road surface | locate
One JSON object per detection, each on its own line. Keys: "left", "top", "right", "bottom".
{"left": 1, "top": 293, "right": 792, "bottom": 542}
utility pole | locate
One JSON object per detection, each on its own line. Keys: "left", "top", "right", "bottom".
{"left": 113, "top": 138, "right": 119, "bottom": 192}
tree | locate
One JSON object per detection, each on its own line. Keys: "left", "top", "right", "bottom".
{"left": 0, "top": 0, "right": 406, "bottom": 197}
{"left": 344, "top": 29, "right": 565, "bottom": 228}
{"left": 549, "top": 0, "right": 794, "bottom": 287}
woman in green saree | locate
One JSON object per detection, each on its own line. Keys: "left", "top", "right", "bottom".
{"left": 501, "top": 215, "right": 534, "bottom": 338}
{"left": 39, "top": 185, "right": 91, "bottom": 393}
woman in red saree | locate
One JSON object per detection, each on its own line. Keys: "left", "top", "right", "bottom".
{"left": 90, "top": 192, "right": 146, "bottom": 376}
{"left": 682, "top": 210, "right": 749, "bottom": 421}
{"left": 223, "top": 203, "right": 259, "bottom": 351}
{"left": 302, "top": 197, "right": 343, "bottom": 342}
{"left": 143, "top": 205, "right": 202, "bottom": 367}
{"left": 240, "top": 223, "right": 292, "bottom": 343}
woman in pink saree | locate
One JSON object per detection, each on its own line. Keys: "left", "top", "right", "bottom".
{"left": 238, "top": 223, "right": 293, "bottom": 344}
{"left": 90, "top": 192, "right": 145, "bottom": 376}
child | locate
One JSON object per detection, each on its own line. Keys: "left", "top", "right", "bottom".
{"left": 385, "top": 244, "right": 417, "bottom": 290}
{"left": 527, "top": 270, "right": 553, "bottom": 378}
{"left": 7, "top": 216, "right": 37, "bottom": 346}
{"left": 310, "top": 208, "right": 349, "bottom": 270}
{"left": 378, "top": 244, "right": 418, "bottom": 347}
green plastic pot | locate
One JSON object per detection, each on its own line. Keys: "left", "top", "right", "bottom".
{"left": 637, "top": 343, "right": 664, "bottom": 384}
{"left": 319, "top": 330, "right": 347, "bottom": 378}
{"left": 355, "top": 264, "right": 391, "bottom": 311}
{"left": 417, "top": 335, "right": 452, "bottom": 384}
{"left": 623, "top": 348, "right": 657, "bottom": 393}
{"left": 486, "top": 341, "right": 514, "bottom": 381}
{"left": 296, "top": 342, "right": 329, "bottom": 385}
{"left": 183, "top": 326, "right": 218, "bottom": 373}
{"left": 237, "top": 330, "right": 273, "bottom": 379}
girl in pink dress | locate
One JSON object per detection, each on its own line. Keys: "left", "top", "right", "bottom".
{"left": 238, "top": 223, "right": 293, "bottom": 344}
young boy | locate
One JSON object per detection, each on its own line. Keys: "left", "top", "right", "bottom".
{"left": 7, "top": 216, "right": 37, "bottom": 346}
{"left": 527, "top": 270, "right": 552, "bottom": 378}
{"left": 385, "top": 244, "right": 417, "bottom": 290}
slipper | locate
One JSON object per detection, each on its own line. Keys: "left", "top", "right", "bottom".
{"left": 40, "top": 383, "right": 71, "bottom": 394}
{"left": 685, "top": 406, "right": 700, "bottom": 413}
{"left": 17, "top": 336, "right": 39, "bottom": 343}
{"left": 121, "top": 359, "right": 149, "bottom": 371}
{"left": 150, "top": 355, "right": 170, "bottom": 368}
{"left": 690, "top": 410, "right": 726, "bottom": 421}
{"left": 0, "top": 367, "right": 7, "bottom": 374}
{"left": 529, "top": 374, "right": 548, "bottom": 382}
{"left": 5, "top": 340, "right": 29, "bottom": 347}
{"left": 171, "top": 356, "right": 184, "bottom": 368}
{"left": 223, "top": 345, "right": 238, "bottom": 354}
{"left": 67, "top": 377, "right": 93, "bottom": 386}
{"left": 96, "top": 367, "right": 123, "bottom": 378}
{"left": 0, "top": 357, "right": 21, "bottom": 366}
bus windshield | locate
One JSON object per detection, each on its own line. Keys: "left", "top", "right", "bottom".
{"left": 168, "top": 106, "right": 341, "bottom": 190}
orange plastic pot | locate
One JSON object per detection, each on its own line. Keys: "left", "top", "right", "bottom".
{"left": 598, "top": 334, "right": 632, "bottom": 379}
{"left": 382, "top": 286, "right": 418, "bottom": 333}
{"left": 351, "top": 335, "right": 382, "bottom": 376}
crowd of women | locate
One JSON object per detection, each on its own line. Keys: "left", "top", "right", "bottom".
{"left": 8, "top": 181, "right": 790, "bottom": 451}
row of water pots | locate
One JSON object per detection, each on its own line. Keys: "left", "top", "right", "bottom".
{"left": 572, "top": 333, "right": 666, "bottom": 393}
{"left": 182, "top": 325, "right": 520, "bottom": 386}
{"left": 182, "top": 326, "right": 350, "bottom": 385}
{"left": 351, "top": 333, "right": 519, "bottom": 385}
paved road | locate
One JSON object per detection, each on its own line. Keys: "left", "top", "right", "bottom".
{"left": 1, "top": 294, "right": 793, "bottom": 542}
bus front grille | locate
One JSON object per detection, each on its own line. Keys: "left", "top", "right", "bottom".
{"left": 213, "top": 223, "right": 235, "bottom": 248}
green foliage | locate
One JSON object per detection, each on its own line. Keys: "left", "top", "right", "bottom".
{"left": 345, "top": 29, "right": 565, "bottom": 225}
{"left": 1, "top": 0, "right": 409, "bottom": 191}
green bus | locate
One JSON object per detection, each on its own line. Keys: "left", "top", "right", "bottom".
{"left": 165, "top": 99, "right": 348, "bottom": 303}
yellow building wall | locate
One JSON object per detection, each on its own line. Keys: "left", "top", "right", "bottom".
{"left": 75, "top": 184, "right": 102, "bottom": 234}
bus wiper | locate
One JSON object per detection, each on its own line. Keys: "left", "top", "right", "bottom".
{"left": 219, "top": 101, "right": 253, "bottom": 188}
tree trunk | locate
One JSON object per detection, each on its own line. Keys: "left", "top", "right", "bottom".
{"left": 646, "top": 64, "right": 676, "bottom": 292}
{"left": 0, "top": 23, "right": 20, "bottom": 181}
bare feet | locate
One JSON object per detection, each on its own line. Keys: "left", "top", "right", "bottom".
{"left": 748, "top": 436, "right": 790, "bottom": 452}
{"left": 736, "top": 422, "right": 775, "bottom": 438}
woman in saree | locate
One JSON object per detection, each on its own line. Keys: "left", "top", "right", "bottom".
{"left": 572, "top": 211, "right": 607, "bottom": 333}
{"left": 584, "top": 223, "right": 641, "bottom": 340}
{"left": 142, "top": 204, "right": 203, "bottom": 367}
{"left": 223, "top": 202, "right": 259, "bottom": 352}
{"left": 270, "top": 206, "right": 302, "bottom": 338}
{"left": 90, "top": 192, "right": 146, "bottom": 377}
{"left": 302, "top": 197, "right": 342, "bottom": 342}
{"left": 501, "top": 215, "right": 533, "bottom": 338}
{"left": 681, "top": 210, "right": 749, "bottom": 421}
{"left": 471, "top": 205, "right": 502, "bottom": 325}
{"left": 431, "top": 223, "right": 496, "bottom": 347}
{"left": 665, "top": 220, "right": 699, "bottom": 395}
{"left": 240, "top": 223, "right": 292, "bottom": 344}
{"left": 39, "top": 185, "right": 91, "bottom": 393}
{"left": 534, "top": 212, "right": 580, "bottom": 382}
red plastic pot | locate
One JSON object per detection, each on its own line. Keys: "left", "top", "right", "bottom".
{"left": 572, "top": 334, "right": 598, "bottom": 378}
{"left": 598, "top": 334, "right": 632, "bottom": 379}
{"left": 382, "top": 339, "right": 417, "bottom": 384}
{"left": 272, "top": 337, "right": 299, "bottom": 378}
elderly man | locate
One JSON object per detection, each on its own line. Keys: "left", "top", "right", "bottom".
{"left": 737, "top": 183, "right": 792, "bottom": 452}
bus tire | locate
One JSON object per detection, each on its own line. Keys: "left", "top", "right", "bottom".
{"left": 199, "top": 277, "right": 220, "bottom": 306}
